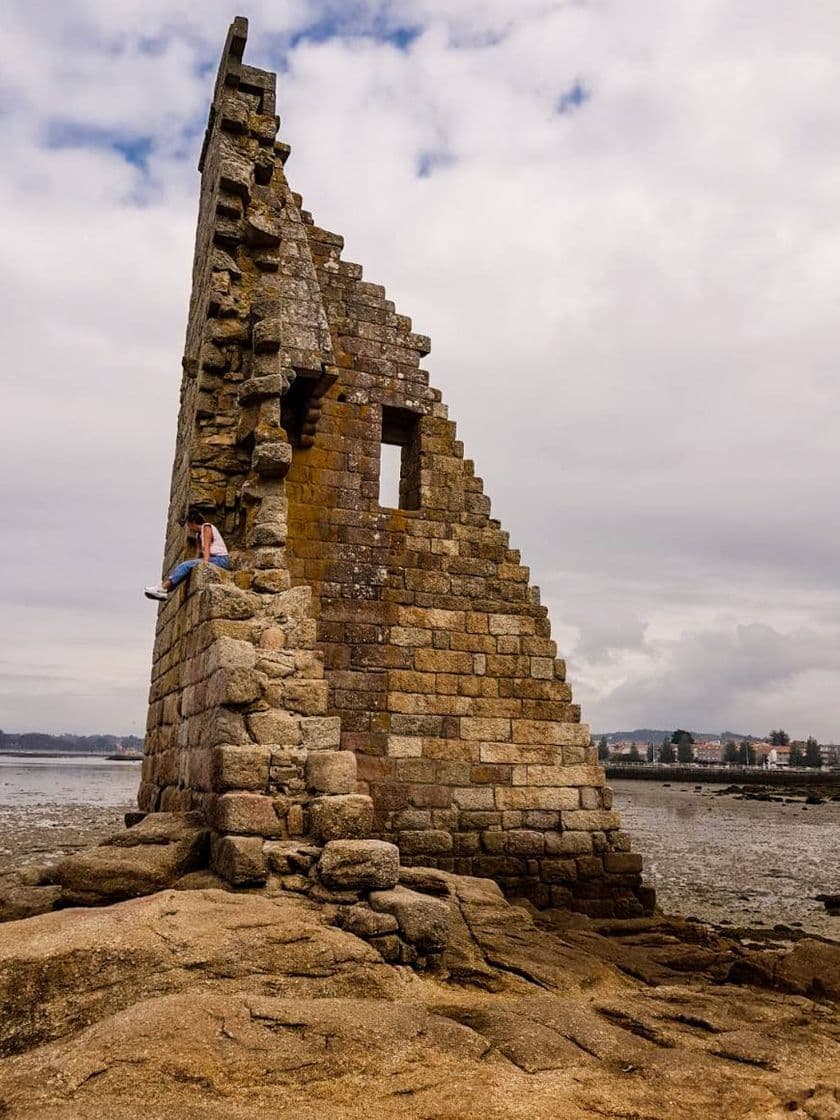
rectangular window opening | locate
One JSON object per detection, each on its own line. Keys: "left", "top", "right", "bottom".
{"left": 379, "top": 406, "right": 421, "bottom": 510}
{"left": 281, "top": 375, "right": 315, "bottom": 446}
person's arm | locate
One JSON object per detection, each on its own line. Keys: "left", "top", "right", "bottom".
{"left": 201, "top": 524, "right": 212, "bottom": 562}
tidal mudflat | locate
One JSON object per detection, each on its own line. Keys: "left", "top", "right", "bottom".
{"left": 0, "top": 756, "right": 137, "bottom": 876}
{"left": 613, "top": 778, "right": 839, "bottom": 936}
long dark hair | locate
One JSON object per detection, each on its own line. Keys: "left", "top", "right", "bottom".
{"left": 185, "top": 507, "right": 206, "bottom": 525}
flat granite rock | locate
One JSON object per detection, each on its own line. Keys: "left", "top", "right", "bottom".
{"left": 0, "top": 879, "right": 838, "bottom": 1120}
{"left": 52, "top": 812, "right": 209, "bottom": 906}
{"left": 368, "top": 885, "right": 451, "bottom": 952}
{"left": 0, "top": 888, "right": 393, "bottom": 1059}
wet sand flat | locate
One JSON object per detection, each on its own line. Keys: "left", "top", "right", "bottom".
{"left": 0, "top": 756, "right": 137, "bottom": 875}
{"left": 613, "top": 778, "right": 839, "bottom": 936}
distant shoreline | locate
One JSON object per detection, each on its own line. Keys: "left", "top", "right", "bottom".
{"left": 606, "top": 763, "right": 840, "bottom": 788}
{"left": 0, "top": 751, "right": 124, "bottom": 759}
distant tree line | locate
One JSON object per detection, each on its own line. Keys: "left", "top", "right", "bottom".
{"left": 0, "top": 731, "right": 142, "bottom": 754}
{"left": 597, "top": 727, "right": 824, "bottom": 768}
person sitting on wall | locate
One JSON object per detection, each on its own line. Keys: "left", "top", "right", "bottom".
{"left": 144, "top": 508, "right": 230, "bottom": 601}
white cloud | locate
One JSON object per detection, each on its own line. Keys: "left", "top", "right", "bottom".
{"left": 1, "top": 0, "right": 838, "bottom": 739}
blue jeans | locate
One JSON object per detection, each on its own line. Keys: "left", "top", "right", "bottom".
{"left": 168, "top": 555, "right": 230, "bottom": 588}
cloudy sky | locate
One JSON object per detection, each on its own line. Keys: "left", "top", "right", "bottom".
{"left": 1, "top": 0, "right": 838, "bottom": 741}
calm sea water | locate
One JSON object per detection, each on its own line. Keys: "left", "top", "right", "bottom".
{"left": 0, "top": 755, "right": 140, "bottom": 874}
{"left": 0, "top": 754, "right": 140, "bottom": 808}
{"left": 0, "top": 758, "right": 837, "bottom": 935}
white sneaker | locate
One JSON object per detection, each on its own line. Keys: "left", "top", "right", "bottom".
{"left": 144, "top": 584, "right": 169, "bottom": 601}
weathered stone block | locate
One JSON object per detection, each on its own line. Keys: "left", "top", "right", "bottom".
{"left": 271, "top": 586, "right": 312, "bottom": 620}
{"left": 368, "top": 886, "right": 450, "bottom": 953}
{"left": 479, "top": 743, "right": 555, "bottom": 765}
{"left": 300, "top": 716, "right": 342, "bottom": 750}
{"left": 283, "top": 679, "right": 329, "bottom": 715}
{"left": 199, "top": 585, "right": 258, "bottom": 622}
{"left": 337, "top": 903, "right": 399, "bottom": 938}
{"left": 387, "top": 736, "right": 424, "bottom": 758}
{"left": 211, "top": 834, "right": 267, "bottom": 885}
{"left": 522, "top": 810, "right": 558, "bottom": 829}
{"left": 207, "top": 667, "right": 262, "bottom": 707}
{"left": 561, "top": 810, "right": 621, "bottom": 832}
{"left": 239, "top": 374, "right": 288, "bottom": 402}
{"left": 54, "top": 814, "right": 208, "bottom": 906}
{"left": 249, "top": 519, "right": 286, "bottom": 547}
{"left": 305, "top": 750, "right": 356, "bottom": 795}
{"left": 511, "top": 720, "right": 570, "bottom": 745}
{"left": 204, "top": 637, "right": 257, "bottom": 675}
{"left": 252, "top": 440, "right": 292, "bottom": 477}
{"left": 452, "top": 787, "right": 494, "bottom": 810}
{"left": 205, "top": 708, "right": 251, "bottom": 747}
{"left": 246, "top": 211, "right": 281, "bottom": 247}
{"left": 391, "top": 808, "right": 431, "bottom": 830}
{"left": 540, "top": 858, "right": 577, "bottom": 883}
{"left": 309, "top": 795, "right": 374, "bottom": 843}
{"left": 495, "top": 787, "right": 579, "bottom": 811}
{"left": 211, "top": 792, "right": 283, "bottom": 837}
{"left": 530, "top": 657, "right": 555, "bottom": 679}
{"left": 252, "top": 569, "right": 292, "bottom": 594}
{"left": 506, "top": 830, "right": 545, "bottom": 856}
{"left": 575, "top": 855, "right": 605, "bottom": 879}
{"left": 263, "top": 840, "right": 319, "bottom": 874}
{"left": 480, "top": 830, "right": 506, "bottom": 853}
{"left": 414, "top": 649, "right": 472, "bottom": 674}
{"left": 545, "top": 830, "right": 592, "bottom": 855}
{"left": 489, "top": 614, "right": 533, "bottom": 636}
{"left": 603, "top": 852, "right": 643, "bottom": 874}
{"left": 212, "top": 744, "right": 271, "bottom": 792}
{"left": 580, "top": 786, "right": 601, "bottom": 810}
{"left": 318, "top": 840, "right": 400, "bottom": 891}
{"left": 256, "top": 650, "right": 296, "bottom": 678}
{"left": 460, "top": 717, "right": 511, "bottom": 741}
{"left": 247, "top": 710, "right": 302, "bottom": 745}
{"left": 397, "top": 830, "right": 453, "bottom": 855}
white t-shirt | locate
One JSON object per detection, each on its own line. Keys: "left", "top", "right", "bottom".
{"left": 204, "top": 523, "right": 228, "bottom": 557}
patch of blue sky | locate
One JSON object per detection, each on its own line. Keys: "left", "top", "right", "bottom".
{"left": 556, "top": 81, "right": 590, "bottom": 114}
{"left": 289, "top": 19, "right": 421, "bottom": 49}
{"left": 167, "top": 118, "right": 206, "bottom": 164}
{"left": 194, "top": 56, "right": 216, "bottom": 80}
{"left": 136, "top": 34, "right": 169, "bottom": 56}
{"left": 267, "top": 3, "right": 423, "bottom": 54}
{"left": 416, "top": 149, "right": 457, "bottom": 179}
{"left": 43, "top": 121, "right": 155, "bottom": 171}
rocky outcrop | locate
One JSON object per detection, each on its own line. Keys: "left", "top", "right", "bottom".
{"left": 0, "top": 877, "right": 60, "bottom": 924}
{"left": 51, "top": 812, "right": 209, "bottom": 905}
{"left": 0, "top": 878, "right": 838, "bottom": 1119}
{"left": 0, "top": 889, "right": 394, "bottom": 1059}
{"left": 2, "top": 816, "right": 454, "bottom": 968}
{"left": 728, "top": 937, "right": 840, "bottom": 1001}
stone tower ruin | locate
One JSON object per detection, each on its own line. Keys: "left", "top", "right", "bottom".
{"left": 140, "top": 17, "right": 652, "bottom": 917}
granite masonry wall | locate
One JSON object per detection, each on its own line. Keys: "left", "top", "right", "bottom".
{"left": 141, "top": 18, "right": 652, "bottom": 916}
